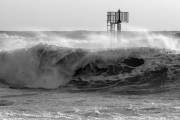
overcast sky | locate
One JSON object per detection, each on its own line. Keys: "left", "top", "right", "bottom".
{"left": 0, "top": 0, "right": 179, "bottom": 31}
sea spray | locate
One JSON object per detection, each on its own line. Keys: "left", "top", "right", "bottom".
{"left": 0, "top": 30, "right": 180, "bottom": 51}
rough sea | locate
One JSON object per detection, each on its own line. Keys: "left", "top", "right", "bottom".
{"left": 0, "top": 31, "right": 180, "bottom": 120}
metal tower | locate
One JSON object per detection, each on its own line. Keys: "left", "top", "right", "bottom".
{"left": 107, "top": 9, "right": 129, "bottom": 33}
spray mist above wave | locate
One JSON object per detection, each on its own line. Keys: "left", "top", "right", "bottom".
{"left": 0, "top": 30, "right": 180, "bottom": 51}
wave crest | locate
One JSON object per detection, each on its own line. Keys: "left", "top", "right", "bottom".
{"left": 0, "top": 31, "right": 180, "bottom": 92}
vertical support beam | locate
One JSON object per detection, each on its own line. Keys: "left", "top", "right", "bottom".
{"left": 117, "top": 23, "right": 121, "bottom": 32}
{"left": 117, "top": 9, "right": 121, "bottom": 32}
{"left": 107, "top": 9, "right": 128, "bottom": 42}
{"left": 117, "top": 23, "right": 121, "bottom": 40}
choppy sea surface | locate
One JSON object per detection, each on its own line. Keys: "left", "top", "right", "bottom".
{"left": 1, "top": 88, "right": 180, "bottom": 120}
{"left": 0, "top": 31, "right": 180, "bottom": 119}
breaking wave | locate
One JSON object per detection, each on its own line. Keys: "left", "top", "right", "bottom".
{"left": 0, "top": 31, "right": 180, "bottom": 93}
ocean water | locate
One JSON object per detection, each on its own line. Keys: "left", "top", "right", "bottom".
{"left": 0, "top": 31, "right": 180, "bottom": 119}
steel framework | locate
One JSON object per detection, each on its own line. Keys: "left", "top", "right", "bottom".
{"left": 107, "top": 9, "right": 129, "bottom": 33}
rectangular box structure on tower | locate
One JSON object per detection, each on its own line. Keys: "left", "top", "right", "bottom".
{"left": 107, "top": 12, "right": 129, "bottom": 24}
{"left": 120, "top": 12, "right": 129, "bottom": 23}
